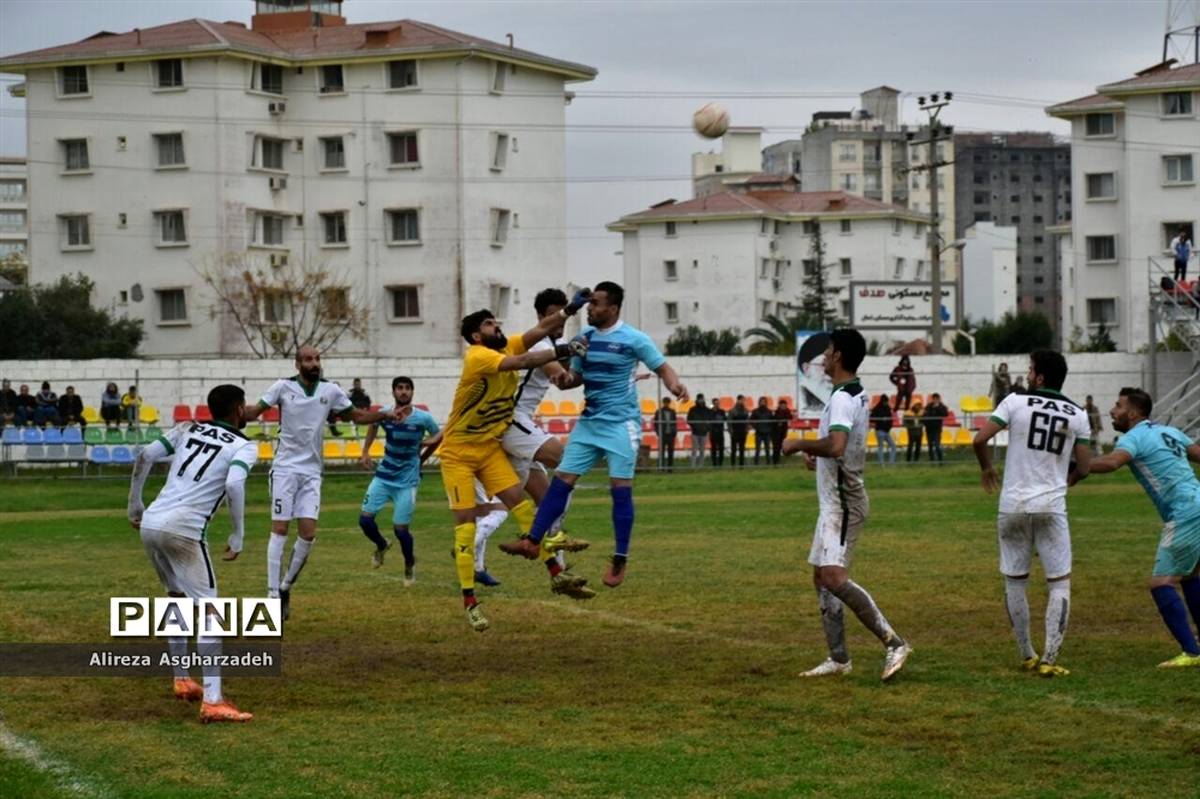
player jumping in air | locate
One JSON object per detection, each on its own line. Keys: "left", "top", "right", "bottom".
{"left": 501, "top": 281, "right": 688, "bottom": 588}
{"left": 783, "top": 329, "right": 912, "bottom": 682}
{"left": 1072, "top": 388, "right": 1200, "bottom": 668}
{"left": 974, "top": 351, "right": 1092, "bottom": 677}
{"left": 127, "top": 384, "right": 259, "bottom": 723}
{"left": 358, "top": 376, "right": 440, "bottom": 583}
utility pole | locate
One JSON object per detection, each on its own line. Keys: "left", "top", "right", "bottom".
{"left": 908, "top": 92, "right": 953, "bottom": 353}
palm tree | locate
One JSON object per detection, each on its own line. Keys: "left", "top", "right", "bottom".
{"left": 745, "top": 313, "right": 825, "bottom": 355}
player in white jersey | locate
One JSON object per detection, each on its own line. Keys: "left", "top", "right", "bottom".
{"left": 127, "top": 384, "right": 259, "bottom": 723}
{"left": 974, "top": 351, "right": 1092, "bottom": 677}
{"left": 782, "top": 329, "right": 912, "bottom": 682}
{"left": 242, "top": 345, "right": 397, "bottom": 620}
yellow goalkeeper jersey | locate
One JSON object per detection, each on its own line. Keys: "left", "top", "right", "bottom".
{"left": 443, "top": 335, "right": 527, "bottom": 447}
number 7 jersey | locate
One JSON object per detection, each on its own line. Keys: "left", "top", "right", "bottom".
{"left": 990, "top": 389, "right": 1091, "bottom": 513}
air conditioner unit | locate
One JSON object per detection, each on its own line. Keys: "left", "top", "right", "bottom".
{"left": 268, "top": 101, "right": 286, "bottom": 116}
{"left": 269, "top": 176, "right": 287, "bottom": 191}
{"left": 269, "top": 252, "right": 289, "bottom": 268}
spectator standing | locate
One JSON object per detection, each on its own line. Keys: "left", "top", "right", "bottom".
{"left": 0, "top": 379, "right": 16, "bottom": 428}
{"left": 653, "top": 398, "right": 678, "bottom": 471}
{"left": 890, "top": 355, "right": 916, "bottom": 410}
{"left": 1012, "top": 377, "right": 1026, "bottom": 393}
{"left": 728, "top": 395, "right": 749, "bottom": 467}
{"left": 708, "top": 397, "right": 727, "bottom": 467}
{"left": 750, "top": 397, "right": 773, "bottom": 465}
{"left": 100, "top": 383, "right": 123, "bottom": 427}
{"left": 904, "top": 400, "right": 925, "bottom": 462}
{"left": 1171, "top": 228, "right": 1192, "bottom": 283}
{"left": 687, "top": 393, "right": 710, "bottom": 467}
{"left": 121, "top": 385, "right": 141, "bottom": 427}
{"left": 771, "top": 399, "right": 792, "bottom": 465}
{"left": 349, "top": 378, "right": 371, "bottom": 410}
{"left": 13, "top": 384, "right": 36, "bottom": 426}
{"left": 57, "top": 385, "right": 85, "bottom": 427}
{"left": 990, "top": 362, "right": 1012, "bottom": 408}
{"left": 923, "top": 393, "right": 949, "bottom": 464}
{"left": 34, "top": 381, "right": 60, "bottom": 428}
{"left": 1084, "top": 394, "right": 1103, "bottom": 454}
{"left": 871, "top": 394, "right": 896, "bottom": 465}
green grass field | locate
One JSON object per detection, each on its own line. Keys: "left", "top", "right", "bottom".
{"left": 1, "top": 462, "right": 1196, "bottom": 798}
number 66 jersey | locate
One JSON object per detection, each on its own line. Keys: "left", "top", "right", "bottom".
{"left": 990, "top": 389, "right": 1091, "bottom": 514}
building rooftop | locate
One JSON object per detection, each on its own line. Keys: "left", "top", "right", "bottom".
{"left": 1047, "top": 61, "right": 1200, "bottom": 117}
{"left": 954, "top": 132, "right": 1065, "bottom": 148}
{"left": 609, "top": 190, "right": 929, "bottom": 229}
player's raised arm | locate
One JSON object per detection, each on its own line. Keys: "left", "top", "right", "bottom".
{"left": 127, "top": 437, "right": 171, "bottom": 529}
{"left": 1080, "top": 448, "right": 1132, "bottom": 476}
{"left": 519, "top": 287, "right": 591, "bottom": 350}
{"left": 653, "top": 362, "right": 688, "bottom": 402}
{"left": 499, "top": 337, "right": 586, "bottom": 373}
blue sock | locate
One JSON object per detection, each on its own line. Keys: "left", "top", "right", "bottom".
{"left": 1181, "top": 577, "right": 1200, "bottom": 630}
{"left": 611, "top": 486, "right": 634, "bottom": 558}
{"left": 1151, "top": 585, "right": 1200, "bottom": 655}
{"left": 529, "top": 477, "right": 573, "bottom": 543}
{"left": 394, "top": 526, "right": 415, "bottom": 566}
{"left": 358, "top": 515, "right": 387, "bottom": 550}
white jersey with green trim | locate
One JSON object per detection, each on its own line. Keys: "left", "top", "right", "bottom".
{"left": 141, "top": 422, "right": 258, "bottom": 539}
{"left": 991, "top": 389, "right": 1091, "bottom": 514}
{"left": 816, "top": 378, "right": 870, "bottom": 513}
{"left": 260, "top": 377, "right": 352, "bottom": 475}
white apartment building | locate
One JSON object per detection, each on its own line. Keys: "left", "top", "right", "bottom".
{"left": 609, "top": 188, "right": 931, "bottom": 347}
{"left": 0, "top": 0, "right": 595, "bottom": 357}
{"left": 961, "top": 221, "right": 1017, "bottom": 324}
{"left": 1047, "top": 60, "right": 1199, "bottom": 352}
{"left": 0, "top": 158, "right": 28, "bottom": 266}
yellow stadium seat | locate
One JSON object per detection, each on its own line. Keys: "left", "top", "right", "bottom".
{"left": 82, "top": 405, "right": 101, "bottom": 424}
{"left": 746, "top": 431, "right": 756, "bottom": 448}
{"left": 344, "top": 440, "right": 364, "bottom": 459}
{"left": 895, "top": 428, "right": 909, "bottom": 447}
{"left": 323, "top": 441, "right": 345, "bottom": 460}
{"left": 804, "top": 429, "right": 818, "bottom": 440}
{"left": 139, "top": 404, "right": 159, "bottom": 425}
{"left": 257, "top": 440, "right": 274, "bottom": 461}
{"left": 558, "top": 400, "right": 580, "bottom": 416}
{"left": 368, "top": 439, "right": 385, "bottom": 458}
{"left": 867, "top": 430, "right": 878, "bottom": 447}
{"left": 955, "top": 428, "right": 974, "bottom": 446}
{"left": 974, "top": 396, "right": 995, "bottom": 414}
{"left": 677, "top": 399, "right": 694, "bottom": 414}
{"left": 640, "top": 397, "right": 658, "bottom": 415}
{"left": 960, "top": 395, "right": 978, "bottom": 414}
{"left": 537, "top": 400, "right": 557, "bottom": 417}
{"left": 942, "top": 428, "right": 954, "bottom": 445}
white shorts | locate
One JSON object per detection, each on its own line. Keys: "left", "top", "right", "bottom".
{"left": 807, "top": 501, "right": 868, "bottom": 568}
{"left": 501, "top": 416, "right": 553, "bottom": 481}
{"left": 270, "top": 470, "right": 322, "bottom": 521}
{"left": 997, "top": 512, "right": 1071, "bottom": 579}
{"left": 141, "top": 527, "right": 217, "bottom": 599}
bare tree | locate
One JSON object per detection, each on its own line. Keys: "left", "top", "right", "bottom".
{"left": 195, "top": 251, "right": 370, "bottom": 358}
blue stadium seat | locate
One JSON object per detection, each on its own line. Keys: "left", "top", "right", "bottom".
{"left": 110, "top": 446, "right": 134, "bottom": 465}
{"left": 62, "top": 427, "right": 84, "bottom": 445}
{"left": 43, "top": 428, "right": 63, "bottom": 445}
{"left": 21, "top": 428, "right": 43, "bottom": 445}
{"left": 89, "top": 446, "right": 111, "bottom": 465}
{"left": 2, "top": 428, "right": 20, "bottom": 446}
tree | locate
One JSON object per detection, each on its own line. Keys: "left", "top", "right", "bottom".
{"left": 0, "top": 251, "right": 27, "bottom": 286}
{"left": 664, "top": 325, "right": 743, "bottom": 356}
{"left": 0, "top": 273, "right": 143, "bottom": 358}
{"left": 972, "top": 311, "right": 1055, "bottom": 354}
{"left": 196, "top": 252, "right": 371, "bottom": 358}
{"left": 1083, "top": 322, "right": 1117, "bottom": 353}
{"left": 745, "top": 313, "right": 825, "bottom": 355}
{"left": 799, "top": 220, "right": 840, "bottom": 330}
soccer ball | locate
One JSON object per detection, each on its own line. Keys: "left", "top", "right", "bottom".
{"left": 693, "top": 102, "right": 729, "bottom": 139}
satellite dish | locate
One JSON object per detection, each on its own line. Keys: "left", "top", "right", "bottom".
{"left": 130, "top": 284, "right": 143, "bottom": 302}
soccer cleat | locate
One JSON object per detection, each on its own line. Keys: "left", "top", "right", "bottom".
{"left": 1156, "top": 652, "right": 1200, "bottom": 669}
{"left": 880, "top": 642, "right": 912, "bottom": 681}
{"left": 551, "top": 571, "right": 596, "bottom": 600}
{"left": 279, "top": 588, "right": 291, "bottom": 621}
{"left": 1037, "top": 662, "right": 1070, "bottom": 678}
{"left": 541, "top": 531, "right": 590, "bottom": 555}
{"left": 199, "top": 699, "right": 253, "bottom": 724}
{"left": 372, "top": 542, "right": 392, "bottom": 570}
{"left": 465, "top": 603, "right": 490, "bottom": 632}
{"left": 603, "top": 556, "right": 627, "bottom": 588}
{"left": 800, "top": 658, "right": 853, "bottom": 678}
{"left": 474, "top": 569, "right": 501, "bottom": 587}
{"left": 499, "top": 536, "right": 541, "bottom": 560}
{"left": 1021, "top": 656, "right": 1040, "bottom": 672}
{"left": 403, "top": 562, "right": 416, "bottom": 587}
{"left": 173, "top": 677, "right": 203, "bottom": 702}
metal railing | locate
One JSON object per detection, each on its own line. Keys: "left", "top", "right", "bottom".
{"left": 1149, "top": 256, "right": 1200, "bottom": 434}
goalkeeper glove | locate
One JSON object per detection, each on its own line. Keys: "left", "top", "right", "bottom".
{"left": 563, "top": 288, "right": 592, "bottom": 316}
{"left": 554, "top": 335, "right": 588, "bottom": 361}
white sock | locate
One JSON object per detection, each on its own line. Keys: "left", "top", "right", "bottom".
{"left": 1044, "top": 579, "right": 1071, "bottom": 665}
{"left": 267, "top": 533, "right": 286, "bottom": 597}
{"left": 197, "top": 634, "right": 221, "bottom": 703}
{"left": 281, "top": 537, "right": 314, "bottom": 591}
{"left": 168, "top": 636, "right": 188, "bottom": 679}
{"left": 474, "top": 510, "right": 508, "bottom": 571}
{"left": 1004, "top": 577, "right": 1035, "bottom": 660}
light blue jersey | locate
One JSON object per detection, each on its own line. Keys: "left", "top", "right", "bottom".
{"left": 374, "top": 406, "right": 439, "bottom": 488}
{"left": 572, "top": 321, "right": 666, "bottom": 424}
{"left": 1117, "top": 419, "right": 1200, "bottom": 522}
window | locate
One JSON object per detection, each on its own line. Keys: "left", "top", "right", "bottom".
{"left": 975, "top": 192, "right": 988, "bottom": 204}
{"left": 156, "top": 59, "right": 183, "bottom": 88}
{"left": 257, "top": 213, "right": 285, "bottom": 246}
{"left": 319, "top": 65, "right": 344, "bottom": 94}
{"left": 491, "top": 61, "right": 507, "bottom": 93}
{"left": 760, "top": 300, "right": 770, "bottom": 319}
{"left": 664, "top": 260, "right": 678, "bottom": 281}
{"left": 1032, "top": 173, "right": 1043, "bottom": 183}
{"left": 1164, "top": 155, "right": 1194, "bottom": 184}
{"left": 840, "top": 174, "right": 857, "bottom": 191}
{"left": 157, "top": 289, "right": 187, "bottom": 323}
{"left": 1087, "top": 298, "right": 1116, "bottom": 326}
{"left": 973, "top": 171, "right": 987, "bottom": 185}
{"left": 839, "top": 258, "right": 851, "bottom": 277}
{"left": 59, "top": 214, "right": 91, "bottom": 248}
{"left": 320, "top": 211, "right": 347, "bottom": 245}
{"left": 256, "top": 63, "right": 283, "bottom": 95}
{"left": 1034, "top": 257, "right": 1044, "bottom": 265}
{"left": 893, "top": 257, "right": 905, "bottom": 278}
{"left": 386, "top": 209, "right": 420, "bottom": 244}
{"left": 60, "top": 65, "right": 89, "bottom": 95}
{"left": 1010, "top": 172, "right": 1020, "bottom": 183}
{"left": 915, "top": 260, "right": 927, "bottom": 280}
{"left": 1085, "top": 172, "right": 1115, "bottom": 199}
{"left": 1086, "top": 235, "right": 1116, "bottom": 262}
{"left": 840, "top": 219, "right": 852, "bottom": 234}
{"left": 491, "top": 132, "right": 509, "bottom": 171}
{"left": 665, "top": 302, "right": 679, "bottom": 323}
{"left": 0, "top": 211, "right": 24, "bottom": 231}
{"left": 387, "top": 132, "right": 419, "bottom": 166}
{"left": 802, "top": 259, "right": 817, "bottom": 277}
{"left": 893, "top": 218, "right": 903, "bottom": 235}
{"left": 760, "top": 218, "right": 770, "bottom": 235}
{"left": 1009, "top": 194, "right": 1020, "bottom": 202}
{"left": 252, "top": 136, "right": 285, "bottom": 171}
{"left": 154, "top": 210, "right": 187, "bottom": 245}
{"left": 838, "top": 143, "right": 857, "bottom": 162}
{"left": 1034, "top": 235, "right": 1044, "bottom": 244}
{"left": 1009, "top": 153, "right": 1020, "bottom": 162}
{"left": 0, "top": 181, "right": 25, "bottom": 202}
{"left": 321, "top": 136, "right": 345, "bottom": 170}
{"left": 1085, "top": 113, "right": 1114, "bottom": 136}
{"left": 1033, "top": 194, "right": 1044, "bottom": 203}
{"left": 665, "top": 221, "right": 676, "bottom": 237}
{"left": 388, "top": 285, "right": 421, "bottom": 320}
{"left": 774, "top": 220, "right": 783, "bottom": 235}
{"left": 388, "top": 60, "right": 418, "bottom": 89}
{"left": 1010, "top": 215, "right": 1021, "bottom": 224}
{"left": 1164, "top": 222, "right": 1194, "bottom": 251}
{"left": 490, "top": 208, "right": 511, "bottom": 246}
{"left": 321, "top": 288, "right": 349, "bottom": 321}
{"left": 61, "top": 139, "right": 89, "bottom": 171}
{"left": 490, "top": 285, "right": 512, "bottom": 320}
{"left": 840, "top": 300, "right": 850, "bottom": 319}
{"left": 154, "top": 133, "right": 185, "bottom": 167}
{"left": 760, "top": 258, "right": 770, "bottom": 278}
{"left": 802, "top": 220, "right": 817, "bottom": 235}
{"left": 1162, "top": 91, "right": 1193, "bottom": 116}
{"left": 1033, "top": 214, "right": 1044, "bottom": 223}
{"left": 261, "top": 290, "right": 290, "bottom": 324}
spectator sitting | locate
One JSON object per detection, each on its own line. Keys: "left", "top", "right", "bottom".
{"left": 904, "top": 400, "right": 925, "bottom": 462}
{"left": 34, "top": 381, "right": 60, "bottom": 428}
{"left": 989, "top": 362, "right": 1012, "bottom": 408}
{"left": 57, "top": 385, "right": 85, "bottom": 427}
{"left": 100, "top": 382, "right": 123, "bottom": 427}
{"left": 771, "top": 399, "right": 792, "bottom": 465}
{"left": 751, "top": 397, "right": 773, "bottom": 465}
{"left": 121, "top": 385, "right": 141, "bottom": 427}
{"left": 349, "top": 378, "right": 371, "bottom": 410}
{"left": 13, "top": 384, "right": 36, "bottom": 426}
{"left": 922, "top": 393, "right": 949, "bottom": 465}
{"left": 871, "top": 394, "right": 896, "bottom": 466}
{"left": 0, "top": 378, "right": 16, "bottom": 428}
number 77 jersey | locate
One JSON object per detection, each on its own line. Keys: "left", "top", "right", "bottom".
{"left": 990, "top": 389, "right": 1092, "bottom": 514}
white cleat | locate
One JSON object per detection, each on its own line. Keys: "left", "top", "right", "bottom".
{"left": 881, "top": 642, "right": 912, "bottom": 682}
{"left": 800, "top": 658, "right": 853, "bottom": 678}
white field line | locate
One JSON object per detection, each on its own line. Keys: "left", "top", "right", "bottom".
{"left": 0, "top": 720, "right": 110, "bottom": 798}
{"left": 1048, "top": 693, "right": 1200, "bottom": 732}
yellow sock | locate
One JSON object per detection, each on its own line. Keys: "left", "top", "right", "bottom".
{"left": 453, "top": 522, "right": 476, "bottom": 590}
{"left": 510, "top": 499, "right": 554, "bottom": 563}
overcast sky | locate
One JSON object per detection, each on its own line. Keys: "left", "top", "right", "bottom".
{"left": 0, "top": 0, "right": 1171, "bottom": 283}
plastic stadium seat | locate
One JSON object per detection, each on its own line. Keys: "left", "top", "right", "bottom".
{"left": 909, "top": 394, "right": 924, "bottom": 408}
{"left": 66, "top": 444, "right": 86, "bottom": 461}
{"left": 45, "top": 444, "right": 66, "bottom": 460}
{"left": 566, "top": 419, "right": 577, "bottom": 432}
{"left": 344, "top": 440, "right": 364, "bottom": 459}
{"left": 257, "top": 441, "right": 274, "bottom": 461}
{"left": 124, "top": 428, "right": 144, "bottom": 445}
{"left": 42, "top": 428, "right": 63, "bottom": 445}
{"left": 21, "top": 428, "right": 42, "bottom": 445}
{"left": 867, "top": 430, "right": 878, "bottom": 447}
{"left": 945, "top": 410, "right": 960, "bottom": 427}
{"left": 955, "top": 428, "right": 974, "bottom": 446}
{"left": 642, "top": 433, "right": 658, "bottom": 450}
{"left": 973, "top": 416, "right": 989, "bottom": 430}
{"left": 746, "top": 432, "right": 756, "bottom": 448}
{"left": 676, "top": 399, "right": 694, "bottom": 414}
{"left": 25, "top": 444, "right": 46, "bottom": 461}
{"left": 558, "top": 400, "right": 580, "bottom": 417}
{"left": 942, "top": 429, "right": 954, "bottom": 445}
{"left": 82, "top": 406, "right": 101, "bottom": 424}
{"left": 718, "top": 396, "right": 734, "bottom": 411}
{"left": 144, "top": 425, "right": 163, "bottom": 441}
{"left": 677, "top": 418, "right": 690, "bottom": 432}
{"left": 173, "top": 405, "right": 193, "bottom": 423}
{"left": 111, "top": 446, "right": 134, "bottom": 465}
{"left": 778, "top": 395, "right": 795, "bottom": 411}
{"left": 368, "top": 440, "right": 384, "bottom": 458}
{"left": 105, "top": 427, "right": 124, "bottom": 445}
{"left": 62, "top": 427, "right": 84, "bottom": 445}
{"left": 2, "top": 428, "right": 21, "bottom": 446}
{"left": 642, "top": 420, "right": 654, "bottom": 432}
{"left": 803, "top": 429, "right": 819, "bottom": 441}
{"left": 262, "top": 407, "right": 281, "bottom": 423}
{"left": 193, "top": 405, "right": 213, "bottom": 422}
{"left": 974, "top": 396, "right": 994, "bottom": 414}
{"left": 323, "top": 441, "right": 345, "bottom": 460}
{"left": 547, "top": 419, "right": 569, "bottom": 435}
{"left": 959, "top": 395, "right": 978, "bottom": 414}
{"left": 89, "top": 446, "right": 112, "bottom": 465}
{"left": 84, "top": 427, "right": 104, "bottom": 445}
{"left": 895, "top": 429, "right": 909, "bottom": 447}
{"left": 139, "top": 405, "right": 159, "bottom": 425}
{"left": 539, "top": 400, "right": 558, "bottom": 417}
{"left": 679, "top": 434, "right": 692, "bottom": 450}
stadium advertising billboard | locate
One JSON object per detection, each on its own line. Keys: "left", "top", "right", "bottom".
{"left": 849, "top": 281, "right": 959, "bottom": 329}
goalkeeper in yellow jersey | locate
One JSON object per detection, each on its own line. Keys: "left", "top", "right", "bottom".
{"left": 441, "top": 290, "right": 595, "bottom": 632}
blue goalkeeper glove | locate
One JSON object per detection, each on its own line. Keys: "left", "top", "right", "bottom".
{"left": 564, "top": 288, "right": 592, "bottom": 316}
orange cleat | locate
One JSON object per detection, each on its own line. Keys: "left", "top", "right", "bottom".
{"left": 603, "top": 556, "right": 627, "bottom": 588}
{"left": 173, "top": 677, "right": 203, "bottom": 702}
{"left": 199, "top": 699, "right": 253, "bottom": 724}
{"left": 498, "top": 536, "right": 540, "bottom": 560}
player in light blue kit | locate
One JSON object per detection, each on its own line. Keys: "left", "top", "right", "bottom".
{"left": 1074, "top": 387, "right": 1200, "bottom": 668}
{"left": 358, "top": 376, "right": 440, "bottom": 585}
{"left": 500, "top": 282, "right": 688, "bottom": 587}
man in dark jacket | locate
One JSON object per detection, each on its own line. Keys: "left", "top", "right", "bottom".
{"left": 13, "top": 384, "right": 36, "bottom": 426}
{"left": 653, "top": 398, "right": 678, "bottom": 471}
{"left": 0, "top": 379, "right": 17, "bottom": 428}
{"left": 34, "top": 381, "right": 60, "bottom": 428}
{"left": 687, "top": 394, "right": 710, "bottom": 467}
{"left": 728, "top": 395, "right": 749, "bottom": 467}
{"left": 750, "top": 397, "right": 773, "bottom": 465}
{"left": 871, "top": 394, "right": 896, "bottom": 465}
{"left": 57, "top": 385, "right": 85, "bottom": 428}
{"left": 771, "top": 400, "right": 793, "bottom": 464}
{"left": 708, "top": 397, "right": 727, "bottom": 467}
{"left": 349, "top": 378, "right": 371, "bottom": 410}
{"left": 923, "top": 393, "right": 949, "bottom": 464}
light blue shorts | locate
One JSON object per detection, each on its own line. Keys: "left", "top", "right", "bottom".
{"left": 361, "top": 477, "right": 418, "bottom": 526}
{"left": 559, "top": 418, "right": 641, "bottom": 480}
{"left": 1153, "top": 515, "right": 1200, "bottom": 577}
